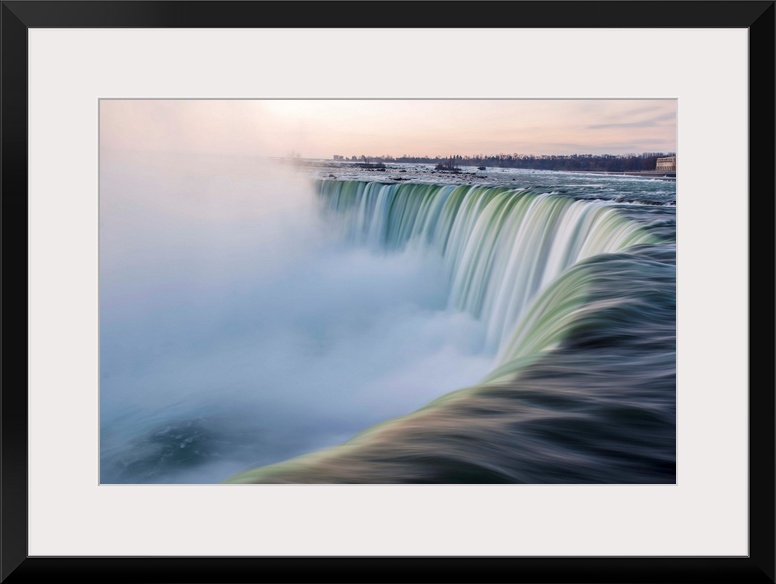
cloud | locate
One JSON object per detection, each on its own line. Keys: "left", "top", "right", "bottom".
{"left": 586, "top": 111, "right": 677, "bottom": 130}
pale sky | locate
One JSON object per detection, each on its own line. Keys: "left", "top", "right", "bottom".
{"left": 100, "top": 99, "right": 676, "bottom": 159}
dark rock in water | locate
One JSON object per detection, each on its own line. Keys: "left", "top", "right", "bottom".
{"left": 112, "top": 419, "right": 222, "bottom": 482}
{"left": 435, "top": 158, "right": 461, "bottom": 172}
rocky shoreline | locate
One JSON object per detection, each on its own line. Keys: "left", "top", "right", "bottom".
{"left": 289, "top": 159, "right": 676, "bottom": 185}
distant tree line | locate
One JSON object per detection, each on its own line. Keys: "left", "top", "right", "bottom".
{"left": 343, "top": 152, "right": 675, "bottom": 172}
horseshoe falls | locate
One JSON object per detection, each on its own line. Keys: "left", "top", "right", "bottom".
{"left": 227, "top": 179, "right": 675, "bottom": 484}
{"left": 315, "top": 181, "right": 661, "bottom": 358}
{"left": 100, "top": 156, "right": 675, "bottom": 484}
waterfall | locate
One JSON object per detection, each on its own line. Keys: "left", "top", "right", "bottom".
{"left": 225, "top": 180, "right": 675, "bottom": 483}
{"left": 317, "top": 180, "right": 660, "bottom": 359}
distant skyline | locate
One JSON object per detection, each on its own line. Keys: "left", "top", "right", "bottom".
{"left": 100, "top": 99, "right": 677, "bottom": 159}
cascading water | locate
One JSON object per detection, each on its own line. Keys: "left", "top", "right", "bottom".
{"left": 318, "top": 180, "right": 661, "bottom": 357}
{"left": 227, "top": 178, "right": 675, "bottom": 484}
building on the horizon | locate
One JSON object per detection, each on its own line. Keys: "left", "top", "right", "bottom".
{"left": 655, "top": 156, "right": 676, "bottom": 172}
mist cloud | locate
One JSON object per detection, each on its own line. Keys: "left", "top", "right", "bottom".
{"left": 100, "top": 152, "right": 493, "bottom": 483}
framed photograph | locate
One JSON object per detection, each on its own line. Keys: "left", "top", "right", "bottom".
{"left": 2, "top": 1, "right": 773, "bottom": 582}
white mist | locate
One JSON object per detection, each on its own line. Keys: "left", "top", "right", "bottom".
{"left": 99, "top": 152, "right": 492, "bottom": 483}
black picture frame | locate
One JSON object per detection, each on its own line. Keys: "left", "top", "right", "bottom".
{"left": 1, "top": 2, "right": 773, "bottom": 583}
